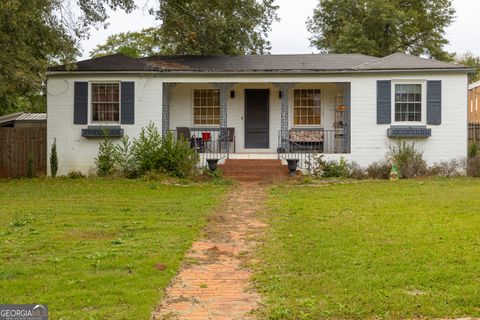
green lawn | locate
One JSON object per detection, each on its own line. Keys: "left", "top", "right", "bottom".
{"left": 0, "top": 178, "right": 226, "bottom": 319}
{"left": 256, "top": 178, "right": 480, "bottom": 319}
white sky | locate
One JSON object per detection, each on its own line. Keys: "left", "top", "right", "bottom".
{"left": 80, "top": 0, "right": 480, "bottom": 59}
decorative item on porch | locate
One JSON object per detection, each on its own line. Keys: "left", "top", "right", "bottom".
{"left": 286, "top": 159, "right": 299, "bottom": 176}
{"left": 207, "top": 159, "right": 219, "bottom": 171}
{"left": 390, "top": 165, "right": 399, "bottom": 180}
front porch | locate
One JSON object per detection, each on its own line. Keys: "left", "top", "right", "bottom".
{"left": 162, "top": 81, "right": 351, "bottom": 167}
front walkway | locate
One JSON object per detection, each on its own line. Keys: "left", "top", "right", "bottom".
{"left": 152, "top": 183, "right": 268, "bottom": 320}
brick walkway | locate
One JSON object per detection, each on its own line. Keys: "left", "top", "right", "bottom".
{"left": 152, "top": 183, "right": 268, "bottom": 320}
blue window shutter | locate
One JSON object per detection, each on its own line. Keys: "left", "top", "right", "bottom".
{"left": 427, "top": 81, "right": 442, "bottom": 125}
{"left": 121, "top": 82, "right": 135, "bottom": 124}
{"left": 377, "top": 80, "right": 391, "bottom": 124}
{"left": 73, "top": 82, "right": 88, "bottom": 124}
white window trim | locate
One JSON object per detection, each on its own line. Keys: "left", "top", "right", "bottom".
{"left": 190, "top": 88, "right": 221, "bottom": 128}
{"left": 88, "top": 81, "right": 121, "bottom": 126}
{"left": 391, "top": 80, "right": 427, "bottom": 126}
{"left": 292, "top": 88, "right": 323, "bottom": 128}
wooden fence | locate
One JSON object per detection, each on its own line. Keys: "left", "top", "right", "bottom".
{"left": 0, "top": 127, "right": 47, "bottom": 178}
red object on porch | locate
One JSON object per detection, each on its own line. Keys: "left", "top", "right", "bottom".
{"left": 202, "top": 132, "right": 211, "bottom": 142}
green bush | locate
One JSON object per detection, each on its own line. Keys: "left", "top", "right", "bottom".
{"left": 26, "top": 156, "right": 34, "bottom": 178}
{"left": 132, "top": 123, "right": 199, "bottom": 178}
{"left": 50, "top": 138, "right": 58, "bottom": 178}
{"left": 387, "top": 142, "right": 427, "bottom": 178}
{"left": 311, "top": 155, "right": 350, "bottom": 178}
{"left": 95, "top": 135, "right": 117, "bottom": 176}
{"left": 114, "top": 136, "right": 137, "bottom": 178}
{"left": 468, "top": 143, "right": 478, "bottom": 158}
{"left": 132, "top": 122, "right": 163, "bottom": 174}
{"left": 158, "top": 132, "right": 198, "bottom": 178}
{"left": 67, "top": 171, "right": 85, "bottom": 179}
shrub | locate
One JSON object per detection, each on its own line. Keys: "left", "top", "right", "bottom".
{"left": 132, "top": 123, "right": 199, "bottom": 178}
{"left": 50, "top": 138, "right": 58, "bottom": 178}
{"left": 159, "top": 132, "right": 198, "bottom": 178}
{"left": 347, "top": 161, "right": 367, "bottom": 180}
{"left": 467, "top": 156, "right": 480, "bottom": 177}
{"left": 67, "top": 170, "right": 85, "bottom": 179}
{"left": 310, "top": 155, "right": 350, "bottom": 178}
{"left": 114, "top": 136, "right": 137, "bottom": 178}
{"left": 468, "top": 143, "right": 478, "bottom": 158}
{"left": 27, "top": 156, "right": 34, "bottom": 178}
{"left": 366, "top": 160, "right": 391, "bottom": 179}
{"left": 429, "top": 159, "right": 465, "bottom": 177}
{"left": 95, "top": 135, "right": 117, "bottom": 176}
{"left": 132, "top": 122, "right": 163, "bottom": 174}
{"left": 387, "top": 142, "right": 427, "bottom": 178}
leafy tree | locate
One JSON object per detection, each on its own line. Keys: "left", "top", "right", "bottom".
{"left": 456, "top": 52, "right": 480, "bottom": 83}
{"left": 0, "top": 0, "right": 135, "bottom": 115}
{"left": 151, "top": 0, "right": 279, "bottom": 55}
{"left": 90, "top": 27, "right": 162, "bottom": 58}
{"left": 307, "top": 0, "right": 455, "bottom": 60}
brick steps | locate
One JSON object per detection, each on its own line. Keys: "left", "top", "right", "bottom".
{"left": 218, "top": 159, "right": 290, "bottom": 182}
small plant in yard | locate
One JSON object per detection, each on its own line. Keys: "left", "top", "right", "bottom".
{"left": 114, "top": 136, "right": 137, "bottom": 178}
{"left": 132, "top": 123, "right": 198, "bottom": 178}
{"left": 66, "top": 170, "right": 85, "bottom": 179}
{"left": 387, "top": 141, "right": 427, "bottom": 178}
{"left": 159, "top": 132, "right": 198, "bottom": 178}
{"left": 468, "top": 143, "right": 478, "bottom": 158}
{"left": 95, "top": 134, "right": 117, "bottom": 176}
{"left": 366, "top": 160, "right": 391, "bottom": 179}
{"left": 26, "top": 156, "right": 34, "bottom": 178}
{"left": 132, "top": 122, "right": 163, "bottom": 174}
{"left": 50, "top": 138, "right": 58, "bottom": 178}
{"left": 429, "top": 159, "right": 465, "bottom": 177}
{"left": 310, "top": 155, "right": 350, "bottom": 178}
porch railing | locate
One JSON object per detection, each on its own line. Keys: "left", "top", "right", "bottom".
{"left": 169, "top": 129, "right": 232, "bottom": 168}
{"left": 277, "top": 129, "right": 349, "bottom": 170}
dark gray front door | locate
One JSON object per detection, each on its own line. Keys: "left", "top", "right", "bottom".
{"left": 245, "top": 89, "right": 269, "bottom": 148}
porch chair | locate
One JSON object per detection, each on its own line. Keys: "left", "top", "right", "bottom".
{"left": 289, "top": 128, "right": 324, "bottom": 153}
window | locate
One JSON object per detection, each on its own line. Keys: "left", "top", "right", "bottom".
{"left": 294, "top": 89, "right": 321, "bottom": 125}
{"left": 193, "top": 89, "right": 220, "bottom": 125}
{"left": 91, "top": 83, "right": 120, "bottom": 123}
{"left": 394, "top": 84, "right": 422, "bottom": 122}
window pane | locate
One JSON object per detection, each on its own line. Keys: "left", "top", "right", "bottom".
{"left": 294, "top": 89, "right": 321, "bottom": 125}
{"left": 394, "top": 84, "right": 422, "bottom": 122}
{"left": 193, "top": 89, "right": 220, "bottom": 125}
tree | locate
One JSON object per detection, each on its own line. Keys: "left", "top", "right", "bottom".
{"left": 0, "top": 0, "right": 135, "bottom": 115}
{"left": 456, "top": 52, "right": 480, "bottom": 84}
{"left": 307, "top": 0, "right": 455, "bottom": 60}
{"left": 90, "top": 27, "right": 163, "bottom": 58}
{"left": 151, "top": 0, "right": 279, "bottom": 55}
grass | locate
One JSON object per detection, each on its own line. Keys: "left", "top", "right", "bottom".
{"left": 255, "top": 178, "right": 480, "bottom": 319}
{"left": 0, "top": 178, "right": 226, "bottom": 319}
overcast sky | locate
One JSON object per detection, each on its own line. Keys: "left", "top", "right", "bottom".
{"left": 80, "top": 0, "right": 480, "bottom": 60}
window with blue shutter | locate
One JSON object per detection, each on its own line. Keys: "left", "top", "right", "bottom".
{"left": 427, "top": 81, "right": 442, "bottom": 125}
{"left": 377, "top": 80, "right": 391, "bottom": 124}
{"left": 74, "top": 82, "right": 88, "bottom": 124}
{"left": 121, "top": 82, "right": 135, "bottom": 124}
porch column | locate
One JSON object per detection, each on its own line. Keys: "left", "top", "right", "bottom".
{"left": 273, "top": 82, "right": 297, "bottom": 150}
{"left": 335, "top": 82, "right": 351, "bottom": 153}
{"left": 211, "top": 82, "right": 236, "bottom": 138}
{"left": 162, "top": 83, "right": 176, "bottom": 136}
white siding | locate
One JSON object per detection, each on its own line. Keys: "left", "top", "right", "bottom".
{"left": 47, "top": 72, "right": 468, "bottom": 175}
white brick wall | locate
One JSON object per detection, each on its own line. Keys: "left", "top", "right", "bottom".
{"left": 47, "top": 72, "right": 468, "bottom": 175}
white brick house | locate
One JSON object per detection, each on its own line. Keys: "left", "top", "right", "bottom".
{"left": 46, "top": 53, "right": 471, "bottom": 175}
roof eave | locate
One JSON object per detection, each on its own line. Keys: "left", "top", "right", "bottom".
{"left": 46, "top": 67, "right": 473, "bottom": 76}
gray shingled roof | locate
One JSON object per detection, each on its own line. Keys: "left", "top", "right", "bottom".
{"left": 48, "top": 52, "right": 472, "bottom": 73}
